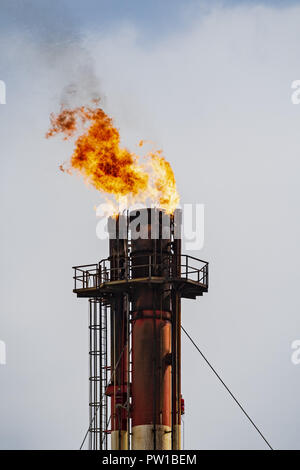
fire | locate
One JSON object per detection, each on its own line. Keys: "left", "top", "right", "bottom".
{"left": 46, "top": 103, "right": 180, "bottom": 213}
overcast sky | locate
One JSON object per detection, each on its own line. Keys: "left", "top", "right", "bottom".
{"left": 1, "top": 0, "right": 300, "bottom": 450}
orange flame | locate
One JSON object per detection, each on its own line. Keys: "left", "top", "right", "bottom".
{"left": 46, "top": 104, "right": 180, "bottom": 213}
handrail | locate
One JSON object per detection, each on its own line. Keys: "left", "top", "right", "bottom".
{"left": 73, "top": 254, "right": 208, "bottom": 290}
{"left": 182, "top": 254, "right": 208, "bottom": 264}
{"left": 72, "top": 263, "right": 98, "bottom": 270}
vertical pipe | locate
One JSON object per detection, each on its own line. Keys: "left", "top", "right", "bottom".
{"left": 172, "top": 216, "right": 182, "bottom": 450}
{"left": 126, "top": 293, "right": 131, "bottom": 451}
{"left": 107, "top": 215, "right": 128, "bottom": 450}
{"left": 171, "top": 289, "right": 181, "bottom": 450}
{"left": 104, "top": 303, "right": 108, "bottom": 450}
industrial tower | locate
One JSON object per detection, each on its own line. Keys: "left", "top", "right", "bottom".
{"left": 73, "top": 208, "right": 208, "bottom": 450}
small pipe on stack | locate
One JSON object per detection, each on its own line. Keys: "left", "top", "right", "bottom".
{"left": 107, "top": 215, "right": 128, "bottom": 450}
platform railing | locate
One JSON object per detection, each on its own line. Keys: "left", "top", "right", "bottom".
{"left": 73, "top": 254, "right": 209, "bottom": 290}
{"left": 181, "top": 254, "right": 209, "bottom": 285}
{"left": 73, "top": 264, "right": 99, "bottom": 290}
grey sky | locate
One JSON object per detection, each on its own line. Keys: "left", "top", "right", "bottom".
{"left": 0, "top": 0, "right": 300, "bottom": 449}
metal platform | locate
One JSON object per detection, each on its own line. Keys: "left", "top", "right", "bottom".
{"left": 73, "top": 254, "right": 208, "bottom": 300}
